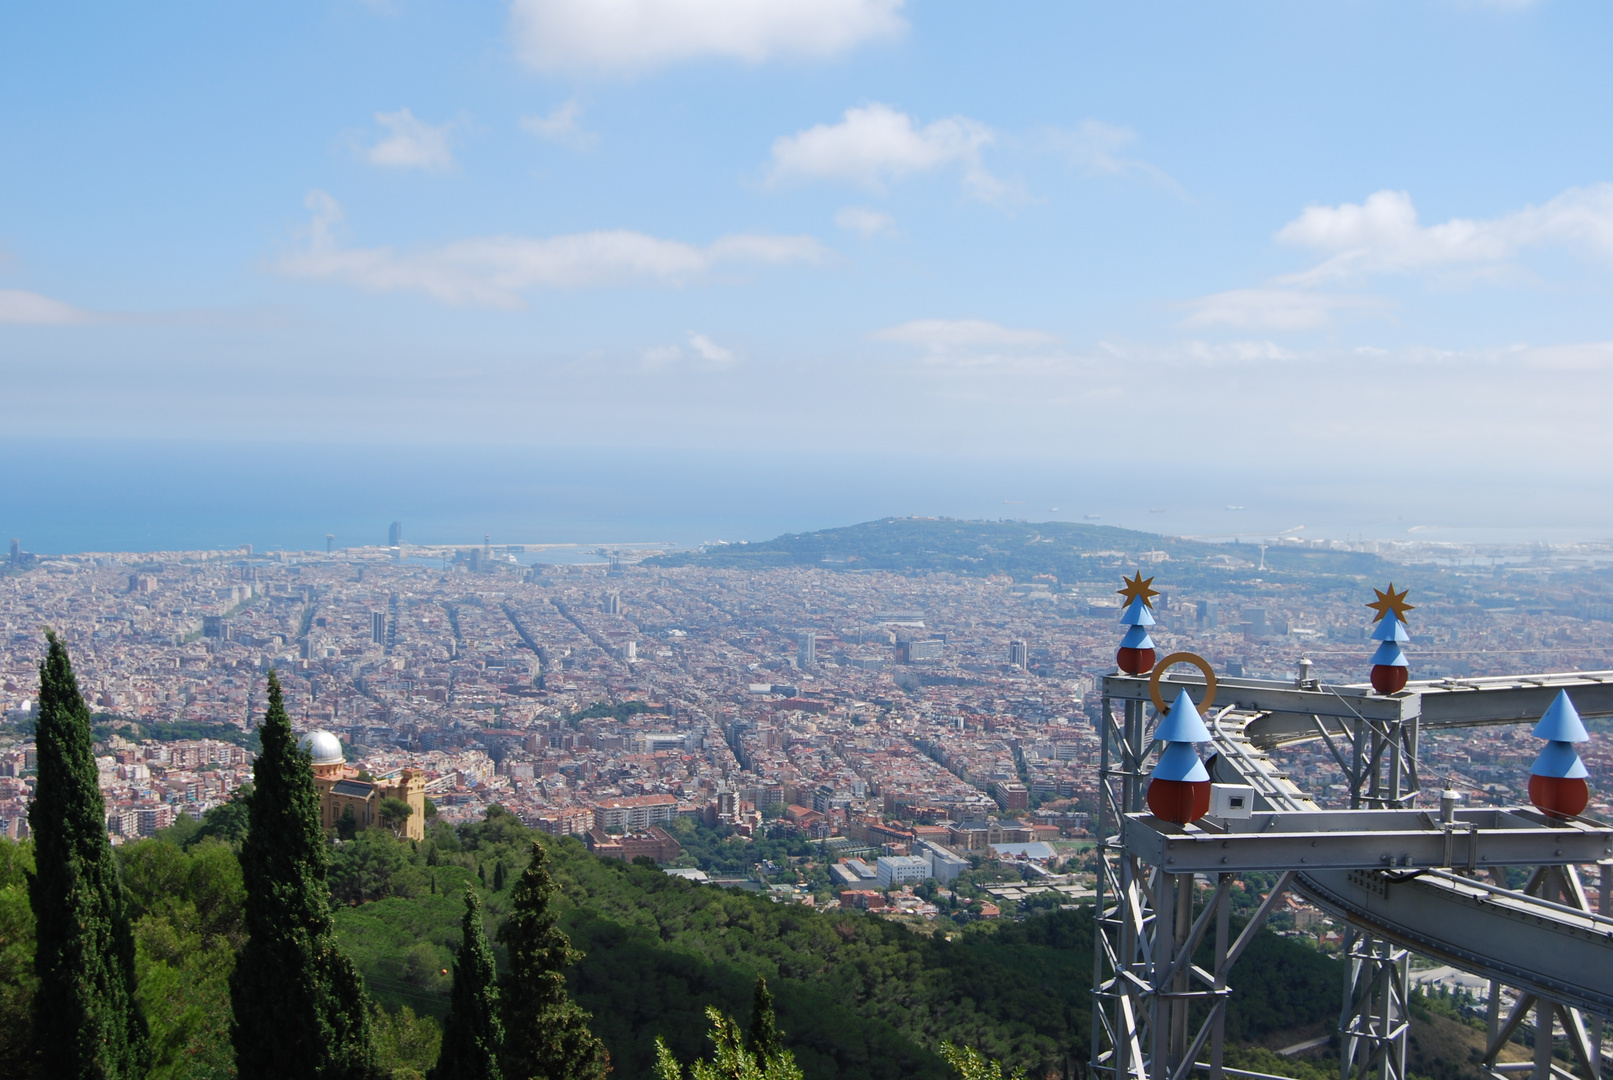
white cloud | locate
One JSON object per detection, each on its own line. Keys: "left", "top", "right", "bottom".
{"left": 1182, "top": 288, "right": 1385, "bottom": 330}
{"left": 1040, "top": 120, "right": 1185, "bottom": 197}
{"left": 276, "top": 190, "right": 827, "bottom": 306}
{"left": 1276, "top": 185, "right": 1613, "bottom": 283}
{"left": 835, "top": 206, "right": 896, "bottom": 237}
{"left": 1182, "top": 185, "right": 1613, "bottom": 330}
{"left": 687, "top": 331, "right": 735, "bottom": 365}
{"left": 0, "top": 288, "right": 93, "bottom": 325}
{"left": 509, "top": 0, "right": 906, "bottom": 75}
{"left": 521, "top": 99, "right": 596, "bottom": 148}
{"left": 768, "top": 104, "right": 1009, "bottom": 200}
{"left": 1509, "top": 340, "right": 1613, "bottom": 372}
{"left": 874, "top": 319, "right": 1058, "bottom": 359}
{"left": 1095, "top": 338, "right": 1295, "bottom": 366}
{"left": 641, "top": 331, "right": 738, "bottom": 369}
{"left": 365, "top": 108, "right": 455, "bottom": 171}
{"left": 1045, "top": 120, "right": 1133, "bottom": 175}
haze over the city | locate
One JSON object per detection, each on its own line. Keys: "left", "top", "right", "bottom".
{"left": 3, "top": 1, "right": 1612, "bottom": 547}
{"left": 9, "top": 10, "right": 1613, "bottom": 1077}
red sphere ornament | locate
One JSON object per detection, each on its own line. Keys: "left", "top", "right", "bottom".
{"left": 1117, "top": 646, "right": 1156, "bottom": 676}
{"left": 1528, "top": 774, "right": 1589, "bottom": 820}
{"left": 1147, "top": 778, "right": 1212, "bottom": 824}
{"left": 1370, "top": 664, "right": 1408, "bottom": 694}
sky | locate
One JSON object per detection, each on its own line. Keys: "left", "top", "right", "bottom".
{"left": 2, "top": 1, "right": 1613, "bottom": 545}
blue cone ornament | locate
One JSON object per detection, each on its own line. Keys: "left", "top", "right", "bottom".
{"left": 1530, "top": 691, "right": 1591, "bottom": 818}
{"left": 1148, "top": 688, "right": 1212, "bottom": 823}
{"left": 1370, "top": 616, "right": 1410, "bottom": 694}
{"left": 1117, "top": 601, "right": 1156, "bottom": 676}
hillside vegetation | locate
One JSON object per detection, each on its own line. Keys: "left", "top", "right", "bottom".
{"left": 646, "top": 517, "right": 1385, "bottom": 588}
{"left": 0, "top": 808, "right": 1348, "bottom": 1080}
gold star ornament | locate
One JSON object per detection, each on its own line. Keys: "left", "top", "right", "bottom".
{"left": 1367, "top": 583, "right": 1414, "bottom": 624}
{"left": 1117, "top": 572, "right": 1159, "bottom": 610}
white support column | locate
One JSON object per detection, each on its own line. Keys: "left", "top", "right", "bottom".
{"left": 1337, "top": 707, "right": 1418, "bottom": 1080}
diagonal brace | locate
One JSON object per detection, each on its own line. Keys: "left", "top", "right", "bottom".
{"left": 1484, "top": 993, "right": 1538, "bottom": 1064}
{"left": 1156, "top": 875, "right": 1232, "bottom": 993}
{"left": 1223, "top": 871, "right": 1296, "bottom": 972}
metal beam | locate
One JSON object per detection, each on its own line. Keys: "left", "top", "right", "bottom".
{"left": 1106, "top": 669, "right": 1613, "bottom": 749}
{"left": 1223, "top": 871, "right": 1296, "bottom": 969}
{"left": 1103, "top": 673, "right": 1416, "bottom": 724}
{"left": 1122, "top": 809, "right": 1613, "bottom": 873}
{"left": 1380, "top": 670, "right": 1613, "bottom": 727}
{"left": 1298, "top": 869, "right": 1613, "bottom": 1015}
{"left": 1553, "top": 1004, "right": 1599, "bottom": 1080}
{"left": 1157, "top": 875, "right": 1232, "bottom": 993}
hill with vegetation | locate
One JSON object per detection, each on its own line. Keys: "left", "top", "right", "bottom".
{"left": 0, "top": 806, "right": 1349, "bottom": 1080}
{"left": 646, "top": 517, "right": 1386, "bottom": 589}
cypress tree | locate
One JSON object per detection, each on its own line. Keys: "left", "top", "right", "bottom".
{"left": 498, "top": 840, "right": 608, "bottom": 1080}
{"left": 430, "top": 889, "right": 504, "bottom": 1080}
{"left": 745, "top": 976, "right": 781, "bottom": 1065}
{"left": 230, "top": 670, "right": 378, "bottom": 1080}
{"left": 653, "top": 1005, "right": 804, "bottom": 1080}
{"left": 28, "top": 631, "right": 149, "bottom": 1079}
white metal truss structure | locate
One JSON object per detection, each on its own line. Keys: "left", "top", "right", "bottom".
{"left": 1093, "top": 695, "right": 1313, "bottom": 1080}
{"left": 1475, "top": 863, "right": 1611, "bottom": 1080}
{"left": 1317, "top": 687, "right": 1419, "bottom": 1080}
{"left": 1092, "top": 669, "right": 1613, "bottom": 1080}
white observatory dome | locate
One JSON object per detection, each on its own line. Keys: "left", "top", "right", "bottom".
{"left": 301, "top": 730, "right": 344, "bottom": 766}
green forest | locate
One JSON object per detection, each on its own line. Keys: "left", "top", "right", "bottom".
{"left": 0, "top": 803, "right": 1346, "bottom": 1080}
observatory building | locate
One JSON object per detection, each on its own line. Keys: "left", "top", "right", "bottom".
{"left": 301, "top": 729, "right": 426, "bottom": 841}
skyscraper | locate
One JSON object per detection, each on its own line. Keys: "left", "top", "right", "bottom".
{"left": 604, "top": 590, "right": 621, "bottom": 615}
{"left": 798, "top": 631, "right": 816, "bottom": 669}
{"left": 388, "top": 521, "right": 403, "bottom": 547}
{"left": 1008, "top": 639, "right": 1028, "bottom": 669}
{"left": 8, "top": 539, "right": 19, "bottom": 566}
{"left": 1244, "top": 607, "right": 1268, "bottom": 638}
{"left": 371, "top": 612, "right": 386, "bottom": 645}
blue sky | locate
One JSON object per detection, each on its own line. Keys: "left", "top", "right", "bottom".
{"left": 2, "top": 1, "right": 1611, "bottom": 488}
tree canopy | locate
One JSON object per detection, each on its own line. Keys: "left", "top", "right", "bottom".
{"left": 498, "top": 840, "right": 608, "bottom": 1080}
{"left": 429, "top": 889, "right": 503, "bottom": 1080}
{"left": 230, "top": 670, "right": 377, "bottom": 1080}
{"left": 29, "top": 631, "right": 148, "bottom": 1079}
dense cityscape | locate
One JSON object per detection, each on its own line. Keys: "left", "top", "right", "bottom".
{"left": 7, "top": 4, "right": 1611, "bottom": 1078}
{"left": 6, "top": 522, "right": 1612, "bottom": 909}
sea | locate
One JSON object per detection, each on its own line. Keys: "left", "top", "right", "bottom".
{"left": 1, "top": 439, "right": 1610, "bottom": 557}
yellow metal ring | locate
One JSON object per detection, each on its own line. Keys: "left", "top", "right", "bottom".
{"left": 1148, "top": 651, "right": 1218, "bottom": 715}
